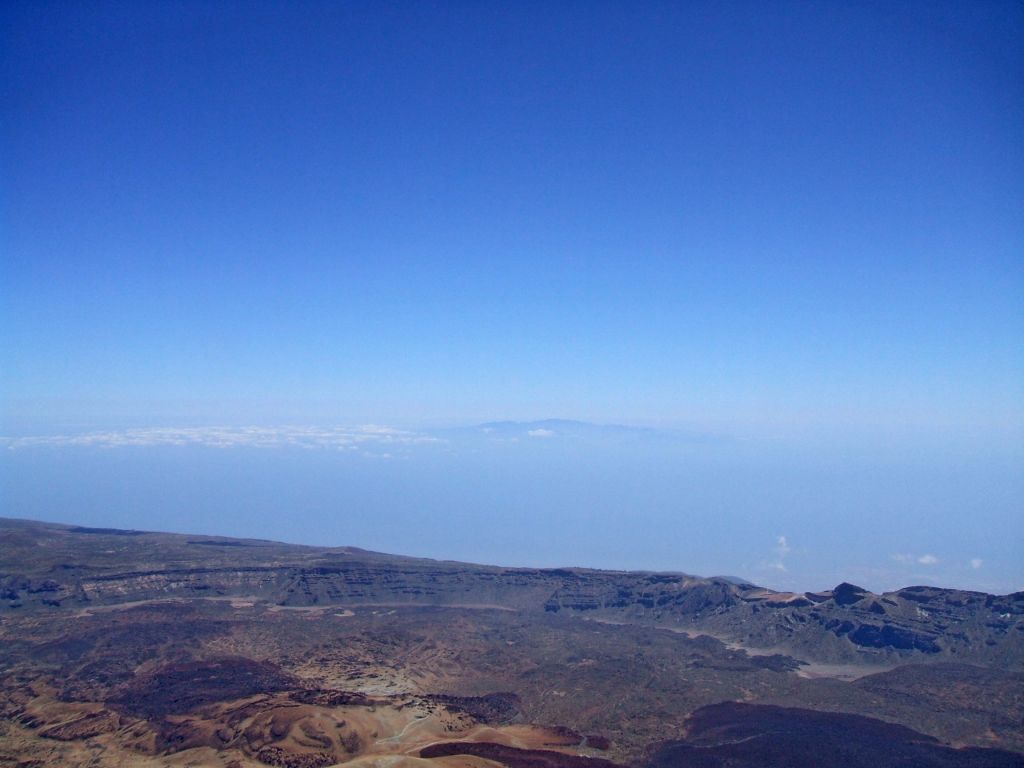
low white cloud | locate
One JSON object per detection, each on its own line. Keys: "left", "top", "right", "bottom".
{"left": 770, "top": 535, "right": 791, "bottom": 571}
{"left": 893, "top": 552, "right": 940, "bottom": 566}
{"left": 358, "top": 424, "right": 405, "bottom": 435}
{"left": 1, "top": 425, "right": 443, "bottom": 452}
{"left": 527, "top": 428, "right": 555, "bottom": 437}
{"left": 970, "top": 558, "right": 983, "bottom": 570}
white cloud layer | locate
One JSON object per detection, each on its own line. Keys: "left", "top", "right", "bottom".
{"left": 1, "top": 426, "right": 442, "bottom": 451}
{"left": 527, "top": 428, "right": 555, "bottom": 437}
{"left": 917, "top": 554, "right": 939, "bottom": 565}
{"left": 971, "top": 558, "right": 983, "bottom": 570}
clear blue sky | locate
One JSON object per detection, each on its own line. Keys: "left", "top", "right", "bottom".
{"left": 2, "top": 1, "right": 1022, "bottom": 592}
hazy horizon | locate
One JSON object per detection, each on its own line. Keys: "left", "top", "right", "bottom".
{"left": 3, "top": 416, "right": 1021, "bottom": 596}
{"left": 3, "top": 3, "right": 1022, "bottom": 597}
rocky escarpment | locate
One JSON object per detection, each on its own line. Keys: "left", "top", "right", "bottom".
{"left": 543, "top": 572, "right": 742, "bottom": 615}
{"left": 541, "top": 575, "right": 1024, "bottom": 665}
{"left": 1, "top": 562, "right": 579, "bottom": 612}
{"left": 1, "top": 518, "right": 1022, "bottom": 667}
{"left": 701, "top": 582, "right": 1020, "bottom": 662}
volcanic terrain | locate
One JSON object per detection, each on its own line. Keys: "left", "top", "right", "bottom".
{"left": 1, "top": 518, "right": 1021, "bottom": 767}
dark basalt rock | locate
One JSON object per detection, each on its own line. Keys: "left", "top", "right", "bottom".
{"left": 849, "top": 623, "right": 941, "bottom": 653}
{"left": 289, "top": 689, "right": 372, "bottom": 707}
{"left": 757, "top": 596, "right": 813, "bottom": 608}
{"left": 825, "top": 618, "right": 857, "bottom": 635}
{"left": 111, "top": 657, "right": 297, "bottom": 719}
{"left": 187, "top": 540, "right": 255, "bottom": 547}
{"left": 899, "top": 586, "right": 945, "bottom": 603}
{"left": 750, "top": 654, "right": 804, "bottom": 672}
{"left": 68, "top": 527, "right": 145, "bottom": 536}
{"left": 986, "top": 593, "right": 1024, "bottom": 615}
{"left": 833, "top": 582, "right": 870, "bottom": 606}
{"left": 421, "top": 741, "right": 627, "bottom": 768}
{"left": 426, "top": 692, "right": 521, "bottom": 724}
{"left": 646, "top": 702, "right": 1024, "bottom": 768}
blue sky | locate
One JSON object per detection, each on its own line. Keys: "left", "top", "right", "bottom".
{"left": 2, "top": 2, "right": 1022, "bottom": 592}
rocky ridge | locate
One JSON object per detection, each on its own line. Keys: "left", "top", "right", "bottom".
{"left": 2, "top": 518, "right": 1021, "bottom": 668}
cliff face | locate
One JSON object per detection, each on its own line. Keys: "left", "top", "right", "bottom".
{"left": 2, "top": 518, "right": 1022, "bottom": 667}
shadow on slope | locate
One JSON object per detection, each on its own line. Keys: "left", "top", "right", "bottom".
{"left": 647, "top": 702, "right": 1024, "bottom": 768}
